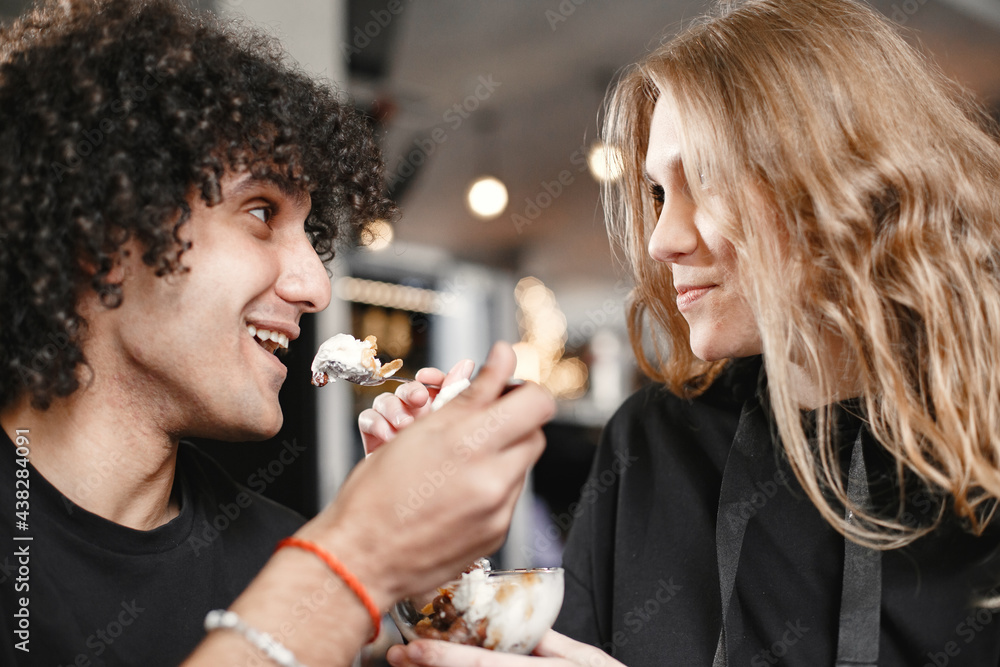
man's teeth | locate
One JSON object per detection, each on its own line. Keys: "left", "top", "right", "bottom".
{"left": 246, "top": 324, "right": 289, "bottom": 351}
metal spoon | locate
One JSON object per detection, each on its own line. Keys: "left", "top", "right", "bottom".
{"left": 310, "top": 360, "right": 408, "bottom": 387}
{"left": 312, "top": 360, "right": 523, "bottom": 393}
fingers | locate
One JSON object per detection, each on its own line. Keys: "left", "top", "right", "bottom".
{"left": 442, "top": 358, "right": 475, "bottom": 387}
{"left": 359, "top": 359, "right": 473, "bottom": 455}
{"left": 414, "top": 358, "right": 474, "bottom": 389}
{"left": 396, "top": 358, "right": 474, "bottom": 407}
{"left": 414, "top": 366, "right": 447, "bottom": 386}
{"left": 358, "top": 392, "right": 415, "bottom": 455}
{"left": 532, "top": 630, "right": 577, "bottom": 658}
{"left": 533, "top": 631, "right": 626, "bottom": 666}
{"left": 447, "top": 344, "right": 555, "bottom": 433}
{"left": 358, "top": 408, "right": 395, "bottom": 455}
{"left": 448, "top": 380, "right": 553, "bottom": 462}
{"left": 498, "top": 382, "right": 556, "bottom": 443}
{"left": 448, "top": 342, "right": 517, "bottom": 407}
{"left": 387, "top": 640, "right": 554, "bottom": 667}
{"left": 373, "top": 353, "right": 484, "bottom": 432}
{"left": 492, "top": 430, "right": 547, "bottom": 527}
{"left": 359, "top": 342, "right": 552, "bottom": 464}
{"left": 376, "top": 392, "right": 417, "bottom": 428}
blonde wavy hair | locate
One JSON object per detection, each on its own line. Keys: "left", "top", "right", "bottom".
{"left": 604, "top": 0, "right": 1000, "bottom": 547}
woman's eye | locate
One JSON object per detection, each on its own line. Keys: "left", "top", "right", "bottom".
{"left": 249, "top": 207, "right": 271, "bottom": 223}
{"left": 649, "top": 184, "right": 665, "bottom": 204}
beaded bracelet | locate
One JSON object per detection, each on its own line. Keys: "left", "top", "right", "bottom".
{"left": 204, "top": 609, "right": 306, "bottom": 667}
{"left": 276, "top": 536, "right": 381, "bottom": 643}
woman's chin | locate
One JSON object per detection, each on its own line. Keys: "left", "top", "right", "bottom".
{"left": 688, "top": 337, "right": 762, "bottom": 363}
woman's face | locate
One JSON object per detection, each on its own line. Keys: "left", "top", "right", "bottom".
{"left": 644, "top": 96, "right": 762, "bottom": 362}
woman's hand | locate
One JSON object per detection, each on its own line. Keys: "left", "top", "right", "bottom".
{"left": 386, "top": 630, "right": 626, "bottom": 667}
{"left": 358, "top": 359, "right": 476, "bottom": 455}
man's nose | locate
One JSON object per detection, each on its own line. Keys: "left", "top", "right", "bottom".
{"left": 276, "top": 235, "right": 332, "bottom": 313}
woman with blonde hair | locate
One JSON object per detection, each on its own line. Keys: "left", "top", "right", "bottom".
{"left": 372, "top": 0, "right": 1000, "bottom": 665}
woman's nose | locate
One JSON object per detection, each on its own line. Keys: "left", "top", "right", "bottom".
{"left": 647, "top": 192, "right": 699, "bottom": 263}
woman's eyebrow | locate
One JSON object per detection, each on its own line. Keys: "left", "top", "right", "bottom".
{"left": 644, "top": 156, "right": 683, "bottom": 185}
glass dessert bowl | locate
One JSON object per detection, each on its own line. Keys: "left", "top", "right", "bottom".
{"left": 390, "top": 565, "right": 564, "bottom": 654}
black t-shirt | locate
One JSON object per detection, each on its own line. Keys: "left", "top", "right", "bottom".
{"left": 555, "top": 358, "right": 1000, "bottom": 666}
{"left": 0, "top": 429, "right": 305, "bottom": 666}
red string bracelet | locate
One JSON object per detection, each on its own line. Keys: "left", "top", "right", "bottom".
{"left": 275, "top": 537, "right": 381, "bottom": 643}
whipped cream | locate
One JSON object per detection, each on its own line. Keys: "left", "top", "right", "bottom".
{"left": 311, "top": 333, "right": 371, "bottom": 384}
{"left": 310, "top": 333, "right": 401, "bottom": 386}
{"left": 444, "top": 568, "right": 564, "bottom": 654}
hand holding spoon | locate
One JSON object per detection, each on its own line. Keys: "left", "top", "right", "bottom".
{"left": 310, "top": 334, "right": 522, "bottom": 400}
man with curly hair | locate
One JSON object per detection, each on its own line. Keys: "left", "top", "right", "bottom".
{"left": 0, "top": 1, "right": 554, "bottom": 665}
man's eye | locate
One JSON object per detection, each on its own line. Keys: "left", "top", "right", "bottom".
{"left": 249, "top": 207, "right": 271, "bottom": 223}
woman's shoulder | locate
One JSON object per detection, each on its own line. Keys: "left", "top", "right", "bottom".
{"left": 601, "top": 356, "right": 762, "bottom": 472}
{"left": 613, "top": 356, "right": 762, "bottom": 427}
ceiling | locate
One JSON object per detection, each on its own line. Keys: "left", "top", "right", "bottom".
{"left": 4, "top": 0, "right": 1000, "bottom": 313}
{"left": 347, "top": 0, "right": 1000, "bottom": 307}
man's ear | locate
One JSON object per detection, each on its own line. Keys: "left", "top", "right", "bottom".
{"left": 77, "top": 243, "right": 134, "bottom": 313}
{"left": 104, "top": 254, "right": 126, "bottom": 285}
{"left": 78, "top": 244, "right": 125, "bottom": 280}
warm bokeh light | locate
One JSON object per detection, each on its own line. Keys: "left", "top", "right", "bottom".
{"left": 361, "top": 307, "right": 413, "bottom": 359}
{"left": 513, "top": 276, "right": 587, "bottom": 399}
{"left": 512, "top": 341, "right": 542, "bottom": 383}
{"left": 546, "top": 357, "right": 588, "bottom": 400}
{"left": 361, "top": 219, "right": 394, "bottom": 251}
{"left": 466, "top": 175, "right": 509, "bottom": 218}
{"left": 334, "top": 276, "right": 443, "bottom": 314}
{"left": 587, "top": 141, "right": 624, "bottom": 183}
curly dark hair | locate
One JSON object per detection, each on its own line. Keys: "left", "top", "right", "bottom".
{"left": 0, "top": 0, "right": 396, "bottom": 411}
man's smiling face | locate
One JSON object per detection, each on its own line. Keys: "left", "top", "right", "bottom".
{"left": 101, "top": 170, "right": 332, "bottom": 440}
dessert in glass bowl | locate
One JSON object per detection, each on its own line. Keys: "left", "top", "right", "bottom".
{"left": 391, "top": 560, "right": 564, "bottom": 654}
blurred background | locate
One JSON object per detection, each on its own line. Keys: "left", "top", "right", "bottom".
{"left": 4, "top": 0, "right": 1000, "bottom": 656}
